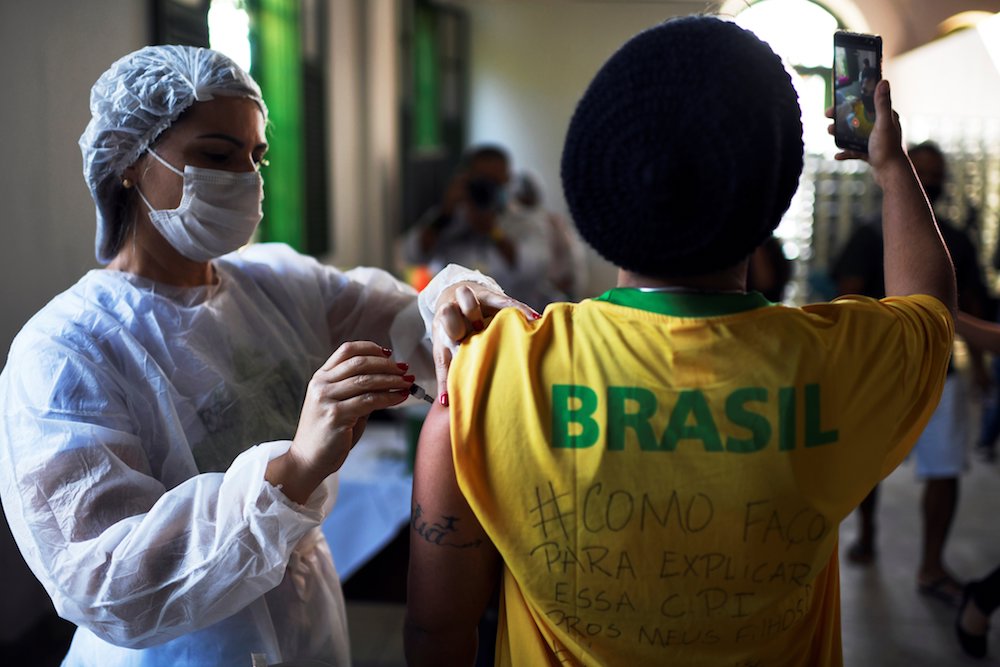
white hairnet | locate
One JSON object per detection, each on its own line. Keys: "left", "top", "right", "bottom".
{"left": 80, "top": 45, "right": 268, "bottom": 264}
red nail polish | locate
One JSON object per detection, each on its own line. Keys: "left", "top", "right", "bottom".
{"left": 472, "top": 319, "right": 484, "bottom": 332}
{"left": 381, "top": 347, "right": 392, "bottom": 356}
{"left": 532, "top": 311, "right": 542, "bottom": 320}
{"left": 439, "top": 392, "right": 449, "bottom": 406}
{"left": 396, "top": 362, "right": 409, "bottom": 371}
{"left": 403, "top": 374, "right": 415, "bottom": 383}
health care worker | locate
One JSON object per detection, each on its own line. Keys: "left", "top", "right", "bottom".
{"left": 0, "top": 45, "right": 530, "bottom": 666}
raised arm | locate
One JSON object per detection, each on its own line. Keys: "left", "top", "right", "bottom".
{"left": 831, "top": 80, "right": 957, "bottom": 317}
{"left": 405, "top": 402, "right": 500, "bottom": 666}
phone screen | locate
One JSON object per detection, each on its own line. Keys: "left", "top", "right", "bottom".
{"left": 833, "top": 32, "right": 882, "bottom": 152}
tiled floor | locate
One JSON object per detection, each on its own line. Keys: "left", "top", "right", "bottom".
{"left": 839, "top": 452, "right": 1000, "bottom": 666}
{"left": 347, "top": 453, "right": 1000, "bottom": 666}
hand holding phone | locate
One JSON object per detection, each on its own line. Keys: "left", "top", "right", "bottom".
{"left": 833, "top": 31, "right": 882, "bottom": 153}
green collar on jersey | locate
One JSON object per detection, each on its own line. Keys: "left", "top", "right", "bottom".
{"left": 592, "top": 288, "right": 773, "bottom": 317}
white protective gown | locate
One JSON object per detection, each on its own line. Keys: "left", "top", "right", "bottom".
{"left": 0, "top": 243, "right": 479, "bottom": 666}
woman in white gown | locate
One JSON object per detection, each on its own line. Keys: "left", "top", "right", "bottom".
{"left": 0, "top": 44, "right": 530, "bottom": 667}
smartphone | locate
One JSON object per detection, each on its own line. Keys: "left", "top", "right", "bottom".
{"left": 833, "top": 31, "right": 882, "bottom": 152}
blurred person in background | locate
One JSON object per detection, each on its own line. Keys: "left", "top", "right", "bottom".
{"left": 747, "top": 234, "right": 793, "bottom": 303}
{"left": 950, "top": 312, "right": 1000, "bottom": 658}
{"left": 834, "top": 141, "right": 987, "bottom": 608}
{"left": 402, "top": 145, "right": 555, "bottom": 311}
{"left": 511, "top": 170, "right": 590, "bottom": 302}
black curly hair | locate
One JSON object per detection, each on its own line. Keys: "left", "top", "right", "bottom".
{"left": 560, "top": 15, "right": 804, "bottom": 279}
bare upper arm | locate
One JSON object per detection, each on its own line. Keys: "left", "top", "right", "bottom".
{"left": 406, "top": 402, "right": 500, "bottom": 636}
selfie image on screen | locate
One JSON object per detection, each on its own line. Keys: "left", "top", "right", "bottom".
{"left": 834, "top": 45, "right": 879, "bottom": 147}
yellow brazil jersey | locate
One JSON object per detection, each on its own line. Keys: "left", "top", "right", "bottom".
{"left": 447, "top": 290, "right": 953, "bottom": 667}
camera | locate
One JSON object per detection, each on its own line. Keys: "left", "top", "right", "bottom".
{"left": 466, "top": 178, "right": 503, "bottom": 211}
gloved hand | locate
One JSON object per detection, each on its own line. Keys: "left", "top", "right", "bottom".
{"left": 430, "top": 282, "right": 539, "bottom": 405}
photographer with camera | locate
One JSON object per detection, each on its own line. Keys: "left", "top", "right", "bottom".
{"left": 403, "top": 145, "right": 556, "bottom": 311}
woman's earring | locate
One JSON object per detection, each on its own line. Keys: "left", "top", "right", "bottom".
{"left": 122, "top": 178, "right": 133, "bottom": 189}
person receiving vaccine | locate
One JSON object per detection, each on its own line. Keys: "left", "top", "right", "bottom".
{"left": 0, "top": 45, "right": 530, "bottom": 667}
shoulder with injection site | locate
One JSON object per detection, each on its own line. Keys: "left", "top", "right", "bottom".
{"left": 449, "top": 303, "right": 565, "bottom": 384}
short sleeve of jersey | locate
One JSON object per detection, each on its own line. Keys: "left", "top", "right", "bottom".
{"left": 803, "top": 294, "right": 953, "bottom": 485}
{"left": 870, "top": 294, "right": 954, "bottom": 473}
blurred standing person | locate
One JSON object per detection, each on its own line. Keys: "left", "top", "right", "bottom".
{"left": 950, "top": 312, "right": 1000, "bottom": 658}
{"left": 511, "top": 170, "right": 590, "bottom": 302}
{"left": 747, "top": 234, "right": 793, "bottom": 302}
{"left": 831, "top": 213, "right": 887, "bottom": 566}
{"left": 974, "top": 236, "right": 1000, "bottom": 463}
{"left": 402, "top": 145, "right": 553, "bottom": 311}
{"left": 976, "top": 337, "right": 1000, "bottom": 463}
{"left": 834, "top": 142, "right": 988, "bottom": 606}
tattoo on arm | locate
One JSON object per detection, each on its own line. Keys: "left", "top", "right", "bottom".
{"left": 410, "top": 503, "right": 483, "bottom": 549}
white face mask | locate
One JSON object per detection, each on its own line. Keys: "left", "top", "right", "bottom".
{"left": 135, "top": 149, "right": 264, "bottom": 262}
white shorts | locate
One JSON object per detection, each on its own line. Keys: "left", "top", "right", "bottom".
{"left": 913, "top": 373, "right": 969, "bottom": 479}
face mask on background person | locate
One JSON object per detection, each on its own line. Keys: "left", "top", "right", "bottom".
{"left": 135, "top": 149, "right": 264, "bottom": 262}
{"left": 466, "top": 177, "right": 509, "bottom": 213}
